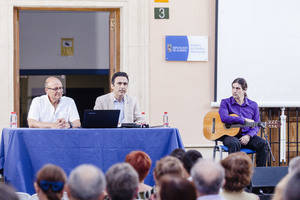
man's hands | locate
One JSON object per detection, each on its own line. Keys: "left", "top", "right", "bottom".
{"left": 239, "top": 118, "right": 254, "bottom": 145}
{"left": 239, "top": 135, "right": 250, "bottom": 145}
{"left": 28, "top": 118, "right": 79, "bottom": 128}
{"left": 244, "top": 118, "right": 254, "bottom": 123}
{"left": 53, "top": 118, "right": 70, "bottom": 129}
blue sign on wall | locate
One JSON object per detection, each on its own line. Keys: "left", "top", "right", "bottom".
{"left": 165, "top": 35, "right": 208, "bottom": 61}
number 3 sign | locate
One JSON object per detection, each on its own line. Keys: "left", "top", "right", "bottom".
{"left": 154, "top": 8, "right": 169, "bottom": 19}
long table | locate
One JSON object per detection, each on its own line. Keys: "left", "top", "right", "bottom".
{"left": 0, "top": 128, "right": 184, "bottom": 194}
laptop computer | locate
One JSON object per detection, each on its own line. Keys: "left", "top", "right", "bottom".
{"left": 82, "top": 110, "right": 120, "bottom": 128}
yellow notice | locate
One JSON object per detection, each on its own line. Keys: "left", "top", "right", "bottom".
{"left": 154, "top": 0, "right": 169, "bottom": 2}
{"left": 61, "top": 38, "right": 74, "bottom": 56}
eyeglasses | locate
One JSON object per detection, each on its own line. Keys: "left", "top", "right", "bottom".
{"left": 47, "top": 87, "right": 63, "bottom": 92}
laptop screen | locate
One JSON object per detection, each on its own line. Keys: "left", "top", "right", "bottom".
{"left": 82, "top": 110, "right": 120, "bottom": 128}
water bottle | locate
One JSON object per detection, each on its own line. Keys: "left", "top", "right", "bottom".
{"left": 10, "top": 112, "right": 17, "bottom": 128}
{"left": 163, "top": 112, "right": 169, "bottom": 127}
{"left": 141, "top": 112, "right": 146, "bottom": 125}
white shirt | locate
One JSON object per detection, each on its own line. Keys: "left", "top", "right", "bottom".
{"left": 197, "top": 194, "right": 224, "bottom": 200}
{"left": 28, "top": 95, "right": 80, "bottom": 123}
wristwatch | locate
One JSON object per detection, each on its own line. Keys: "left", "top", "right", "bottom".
{"left": 69, "top": 122, "right": 73, "bottom": 128}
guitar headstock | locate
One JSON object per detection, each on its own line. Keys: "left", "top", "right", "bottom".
{"left": 266, "top": 120, "right": 281, "bottom": 128}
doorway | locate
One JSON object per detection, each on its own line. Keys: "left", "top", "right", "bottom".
{"left": 14, "top": 8, "right": 120, "bottom": 127}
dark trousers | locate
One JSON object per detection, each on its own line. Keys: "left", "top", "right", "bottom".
{"left": 221, "top": 135, "right": 268, "bottom": 166}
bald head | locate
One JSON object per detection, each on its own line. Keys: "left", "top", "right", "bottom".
{"left": 67, "top": 164, "right": 106, "bottom": 200}
{"left": 191, "top": 159, "right": 224, "bottom": 195}
{"left": 44, "top": 76, "right": 63, "bottom": 103}
{"left": 45, "top": 76, "right": 62, "bottom": 88}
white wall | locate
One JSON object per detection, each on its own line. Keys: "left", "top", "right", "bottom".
{"left": 20, "top": 11, "right": 110, "bottom": 70}
{"left": 149, "top": 0, "right": 215, "bottom": 147}
{"left": 0, "top": 0, "right": 14, "bottom": 128}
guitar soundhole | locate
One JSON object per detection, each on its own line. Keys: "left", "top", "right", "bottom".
{"left": 212, "top": 118, "right": 215, "bottom": 134}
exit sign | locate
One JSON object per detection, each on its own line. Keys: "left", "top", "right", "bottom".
{"left": 154, "top": 8, "right": 169, "bottom": 19}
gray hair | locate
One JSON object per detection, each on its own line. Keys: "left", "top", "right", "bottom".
{"left": 191, "top": 159, "right": 224, "bottom": 195}
{"left": 106, "top": 163, "right": 139, "bottom": 200}
{"left": 67, "top": 164, "right": 106, "bottom": 200}
{"left": 0, "top": 183, "right": 18, "bottom": 200}
{"left": 289, "top": 156, "right": 300, "bottom": 173}
{"left": 283, "top": 169, "right": 300, "bottom": 200}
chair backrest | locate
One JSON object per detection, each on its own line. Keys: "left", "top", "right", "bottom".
{"left": 16, "top": 192, "right": 31, "bottom": 200}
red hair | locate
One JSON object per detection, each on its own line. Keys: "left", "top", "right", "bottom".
{"left": 125, "top": 151, "right": 152, "bottom": 182}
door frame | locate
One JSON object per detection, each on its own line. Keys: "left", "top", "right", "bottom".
{"left": 13, "top": 7, "right": 120, "bottom": 125}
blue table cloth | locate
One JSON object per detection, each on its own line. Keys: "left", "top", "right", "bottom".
{"left": 0, "top": 128, "right": 183, "bottom": 194}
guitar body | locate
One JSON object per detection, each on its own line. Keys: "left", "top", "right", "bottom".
{"left": 203, "top": 111, "right": 240, "bottom": 140}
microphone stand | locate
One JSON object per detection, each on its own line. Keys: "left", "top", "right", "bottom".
{"left": 261, "top": 125, "right": 275, "bottom": 162}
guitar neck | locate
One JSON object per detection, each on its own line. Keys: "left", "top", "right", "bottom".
{"left": 228, "top": 124, "right": 254, "bottom": 128}
{"left": 228, "top": 122, "right": 265, "bottom": 128}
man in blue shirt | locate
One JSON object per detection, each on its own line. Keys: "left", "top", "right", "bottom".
{"left": 219, "top": 78, "right": 268, "bottom": 166}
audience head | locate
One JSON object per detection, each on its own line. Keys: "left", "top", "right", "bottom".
{"left": 67, "top": 164, "right": 106, "bottom": 200}
{"left": 154, "top": 156, "right": 186, "bottom": 184}
{"left": 106, "top": 163, "right": 139, "bottom": 200}
{"left": 34, "top": 164, "right": 67, "bottom": 200}
{"left": 182, "top": 150, "right": 203, "bottom": 174}
{"left": 125, "top": 150, "right": 152, "bottom": 182}
{"left": 191, "top": 159, "right": 224, "bottom": 196}
{"left": 159, "top": 175, "right": 197, "bottom": 200}
{"left": 289, "top": 156, "right": 300, "bottom": 173}
{"left": 221, "top": 152, "right": 253, "bottom": 192}
{"left": 283, "top": 169, "right": 300, "bottom": 200}
{"left": 169, "top": 148, "right": 185, "bottom": 163}
{"left": 0, "top": 183, "right": 18, "bottom": 200}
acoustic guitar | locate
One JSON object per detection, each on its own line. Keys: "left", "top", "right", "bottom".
{"left": 203, "top": 111, "right": 280, "bottom": 141}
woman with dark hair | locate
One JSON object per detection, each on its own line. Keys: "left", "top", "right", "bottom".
{"left": 169, "top": 148, "right": 185, "bottom": 163}
{"left": 125, "top": 150, "right": 153, "bottom": 200}
{"left": 34, "top": 164, "right": 67, "bottom": 200}
{"left": 159, "top": 175, "right": 196, "bottom": 200}
{"left": 220, "top": 152, "right": 259, "bottom": 200}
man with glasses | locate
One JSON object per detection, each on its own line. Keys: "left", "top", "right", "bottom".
{"left": 94, "top": 72, "right": 143, "bottom": 124}
{"left": 27, "top": 76, "right": 81, "bottom": 128}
